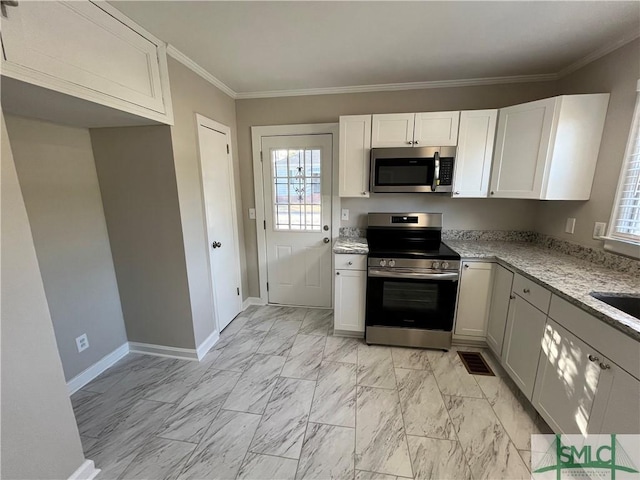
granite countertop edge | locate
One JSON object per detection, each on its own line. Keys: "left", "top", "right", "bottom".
{"left": 445, "top": 241, "right": 640, "bottom": 342}
{"left": 333, "top": 237, "right": 369, "bottom": 255}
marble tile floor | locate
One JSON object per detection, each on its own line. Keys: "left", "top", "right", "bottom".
{"left": 72, "top": 305, "right": 550, "bottom": 479}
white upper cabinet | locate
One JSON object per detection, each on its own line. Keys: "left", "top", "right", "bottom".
{"left": 371, "top": 111, "right": 460, "bottom": 147}
{"left": 452, "top": 109, "right": 498, "bottom": 198}
{"left": 490, "top": 94, "right": 609, "bottom": 200}
{"left": 1, "top": 1, "right": 173, "bottom": 125}
{"left": 339, "top": 115, "right": 371, "bottom": 197}
{"left": 414, "top": 111, "right": 460, "bottom": 146}
{"left": 371, "top": 113, "right": 415, "bottom": 147}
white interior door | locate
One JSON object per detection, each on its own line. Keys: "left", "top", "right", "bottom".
{"left": 261, "top": 134, "right": 333, "bottom": 307}
{"left": 197, "top": 116, "right": 242, "bottom": 331}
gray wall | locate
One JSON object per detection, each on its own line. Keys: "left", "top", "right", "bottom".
{"left": 6, "top": 115, "right": 128, "bottom": 381}
{"left": 167, "top": 57, "right": 247, "bottom": 345}
{"left": 1, "top": 112, "right": 86, "bottom": 480}
{"left": 91, "top": 126, "right": 196, "bottom": 349}
{"left": 535, "top": 39, "right": 640, "bottom": 248}
{"left": 236, "top": 81, "right": 558, "bottom": 297}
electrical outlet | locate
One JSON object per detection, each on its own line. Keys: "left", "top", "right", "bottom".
{"left": 76, "top": 334, "right": 89, "bottom": 353}
{"left": 565, "top": 217, "right": 576, "bottom": 234}
{"left": 341, "top": 209, "right": 349, "bottom": 221}
{"left": 248, "top": 208, "right": 256, "bottom": 220}
{"left": 593, "top": 222, "right": 607, "bottom": 239}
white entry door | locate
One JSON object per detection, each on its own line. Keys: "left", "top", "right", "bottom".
{"left": 261, "top": 134, "right": 333, "bottom": 307}
{"left": 197, "top": 115, "right": 242, "bottom": 331}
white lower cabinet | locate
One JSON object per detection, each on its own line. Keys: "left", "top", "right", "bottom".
{"left": 454, "top": 262, "right": 493, "bottom": 338}
{"left": 486, "top": 264, "right": 514, "bottom": 357}
{"left": 334, "top": 258, "right": 366, "bottom": 334}
{"left": 533, "top": 318, "right": 640, "bottom": 435}
{"left": 532, "top": 319, "right": 603, "bottom": 434}
{"left": 501, "top": 294, "right": 547, "bottom": 399}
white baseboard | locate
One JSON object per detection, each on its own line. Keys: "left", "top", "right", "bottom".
{"left": 332, "top": 330, "right": 364, "bottom": 338}
{"left": 128, "top": 341, "right": 200, "bottom": 361}
{"left": 67, "top": 343, "right": 129, "bottom": 394}
{"left": 196, "top": 330, "right": 220, "bottom": 360}
{"left": 68, "top": 459, "right": 100, "bottom": 480}
{"left": 242, "top": 297, "right": 264, "bottom": 310}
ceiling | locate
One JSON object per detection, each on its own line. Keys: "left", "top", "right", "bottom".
{"left": 109, "top": 1, "right": 640, "bottom": 98}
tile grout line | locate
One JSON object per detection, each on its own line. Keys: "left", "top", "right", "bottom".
{"left": 430, "top": 350, "right": 478, "bottom": 480}
{"left": 391, "top": 350, "right": 415, "bottom": 479}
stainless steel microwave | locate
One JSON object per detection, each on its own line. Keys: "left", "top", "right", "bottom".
{"left": 370, "top": 146, "right": 456, "bottom": 193}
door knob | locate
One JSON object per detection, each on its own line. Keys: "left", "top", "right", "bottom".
{"left": 323, "top": 237, "right": 330, "bottom": 244}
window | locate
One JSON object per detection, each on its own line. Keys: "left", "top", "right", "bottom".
{"left": 272, "top": 148, "right": 322, "bottom": 231}
{"left": 605, "top": 79, "right": 640, "bottom": 258}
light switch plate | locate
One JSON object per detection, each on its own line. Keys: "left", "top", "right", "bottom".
{"left": 249, "top": 208, "right": 256, "bottom": 220}
{"left": 593, "top": 222, "right": 607, "bottom": 239}
{"left": 565, "top": 218, "right": 576, "bottom": 234}
{"left": 341, "top": 209, "right": 349, "bottom": 221}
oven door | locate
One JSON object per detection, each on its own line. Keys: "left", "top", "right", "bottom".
{"left": 365, "top": 269, "right": 458, "bottom": 331}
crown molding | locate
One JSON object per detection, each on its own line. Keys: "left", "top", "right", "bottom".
{"left": 166, "top": 44, "right": 237, "bottom": 99}
{"left": 557, "top": 28, "right": 640, "bottom": 79}
{"left": 234, "top": 73, "right": 559, "bottom": 99}
{"left": 167, "top": 29, "right": 638, "bottom": 100}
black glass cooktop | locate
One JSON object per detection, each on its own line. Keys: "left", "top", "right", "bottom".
{"left": 368, "top": 242, "right": 460, "bottom": 260}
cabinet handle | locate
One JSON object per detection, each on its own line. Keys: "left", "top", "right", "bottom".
{"left": 454, "top": 191, "right": 460, "bottom": 195}
{"left": 348, "top": 261, "right": 353, "bottom": 265}
{"left": 588, "top": 354, "right": 599, "bottom": 363}
{"left": 407, "top": 141, "right": 413, "bottom": 145}
{"left": 490, "top": 191, "right": 495, "bottom": 195}
{"left": 523, "top": 288, "right": 530, "bottom": 294}
{"left": 414, "top": 140, "right": 419, "bottom": 145}
{"left": 336, "top": 271, "right": 340, "bottom": 275}
{"left": 509, "top": 294, "right": 516, "bottom": 300}
{"left": 361, "top": 191, "right": 367, "bottom": 195}
{"left": 464, "top": 264, "right": 469, "bottom": 268}
{"left": 599, "top": 362, "right": 611, "bottom": 370}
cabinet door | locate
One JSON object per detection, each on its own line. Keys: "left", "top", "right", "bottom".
{"left": 1, "top": 1, "right": 166, "bottom": 114}
{"left": 486, "top": 264, "right": 514, "bottom": 357}
{"left": 334, "top": 269, "right": 366, "bottom": 333}
{"left": 588, "top": 361, "right": 640, "bottom": 435}
{"left": 454, "top": 262, "right": 493, "bottom": 338}
{"left": 501, "top": 294, "right": 547, "bottom": 399}
{"left": 452, "top": 110, "right": 497, "bottom": 198}
{"left": 489, "top": 98, "right": 556, "bottom": 199}
{"left": 414, "top": 111, "right": 460, "bottom": 147}
{"left": 339, "top": 115, "right": 371, "bottom": 198}
{"left": 371, "top": 113, "right": 415, "bottom": 147}
{"left": 532, "top": 319, "right": 602, "bottom": 435}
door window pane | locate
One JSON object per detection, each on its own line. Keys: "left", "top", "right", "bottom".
{"left": 272, "top": 148, "right": 322, "bottom": 231}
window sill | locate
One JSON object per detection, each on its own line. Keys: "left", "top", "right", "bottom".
{"left": 603, "top": 237, "right": 640, "bottom": 259}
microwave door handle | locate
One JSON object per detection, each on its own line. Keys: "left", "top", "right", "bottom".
{"left": 432, "top": 151, "right": 440, "bottom": 192}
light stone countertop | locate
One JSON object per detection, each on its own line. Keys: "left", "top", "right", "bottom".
{"left": 445, "top": 240, "right": 640, "bottom": 341}
{"left": 333, "top": 237, "right": 369, "bottom": 255}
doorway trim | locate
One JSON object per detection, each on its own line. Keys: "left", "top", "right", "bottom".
{"left": 251, "top": 123, "right": 340, "bottom": 305}
{"left": 196, "top": 113, "right": 243, "bottom": 334}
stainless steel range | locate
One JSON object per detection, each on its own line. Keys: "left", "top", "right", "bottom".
{"left": 365, "top": 212, "right": 460, "bottom": 350}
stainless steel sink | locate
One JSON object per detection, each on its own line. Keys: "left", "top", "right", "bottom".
{"left": 590, "top": 292, "right": 640, "bottom": 320}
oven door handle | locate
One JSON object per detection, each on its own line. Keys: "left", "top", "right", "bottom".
{"left": 368, "top": 268, "right": 459, "bottom": 281}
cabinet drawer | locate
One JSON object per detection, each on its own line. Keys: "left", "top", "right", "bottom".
{"left": 334, "top": 254, "right": 367, "bottom": 271}
{"left": 513, "top": 274, "right": 551, "bottom": 313}
{"left": 549, "top": 295, "right": 640, "bottom": 380}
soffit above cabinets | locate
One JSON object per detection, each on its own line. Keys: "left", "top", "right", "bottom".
{"left": 108, "top": 1, "right": 640, "bottom": 98}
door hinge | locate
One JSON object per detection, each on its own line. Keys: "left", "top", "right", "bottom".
{"left": 263, "top": 220, "right": 266, "bottom": 230}
{"left": 260, "top": 151, "right": 263, "bottom": 162}
{"left": 237, "top": 287, "right": 240, "bottom": 296}
{"left": 227, "top": 144, "right": 230, "bottom": 154}
{"left": 266, "top": 282, "right": 269, "bottom": 292}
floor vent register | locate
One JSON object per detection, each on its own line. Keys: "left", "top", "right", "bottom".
{"left": 457, "top": 351, "right": 495, "bottom": 376}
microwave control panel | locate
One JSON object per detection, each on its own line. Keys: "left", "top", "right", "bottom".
{"left": 439, "top": 158, "right": 454, "bottom": 186}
